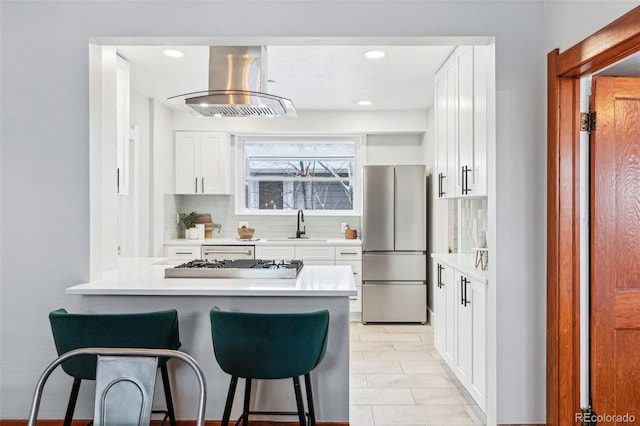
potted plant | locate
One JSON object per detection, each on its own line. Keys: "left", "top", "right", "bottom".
{"left": 179, "top": 211, "right": 198, "bottom": 239}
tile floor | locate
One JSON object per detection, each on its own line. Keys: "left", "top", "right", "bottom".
{"left": 349, "top": 322, "right": 485, "bottom": 426}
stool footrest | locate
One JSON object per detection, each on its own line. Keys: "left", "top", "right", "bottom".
{"left": 235, "top": 411, "right": 311, "bottom": 426}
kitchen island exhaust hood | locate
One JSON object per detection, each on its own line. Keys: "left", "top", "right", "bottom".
{"left": 168, "top": 46, "right": 297, "bottom": 118}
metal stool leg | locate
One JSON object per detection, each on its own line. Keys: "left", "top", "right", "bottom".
{"left": 222, "top": 376, "right": 238, "bottom": 426}
{"left": 63, "top": 378, "right": 82, "bottom": 426}
{"left": 304, "top": 373, "right": 316, "bottom": 426}
{"left": 292, "top": 377, "right": 307, "bottom": 426}
{"left": 160, "top": 362, "right": 177, "bottom": 426}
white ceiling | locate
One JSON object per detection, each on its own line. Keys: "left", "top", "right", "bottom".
{"left": 116, "top": 45, "right": 456, "bottom": 112}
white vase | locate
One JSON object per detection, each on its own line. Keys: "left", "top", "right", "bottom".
{"left": 188, "top": 227, "right": 199, "bottom": 239}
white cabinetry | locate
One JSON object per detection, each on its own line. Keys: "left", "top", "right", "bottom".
{"left": 454, "top": 271, "right": 486, "bottom": 410}
{"left": 336, "top": 246, "right": 362, "bottom": 314}
{"left": 175, "top": 132, "right": 231, "bottom": 194}
{"left": 116, "top": 55, "right": 130, "bottom": 195}
{"left": 433, "top": 262, "right": 456, "bottom": 367}
{"left": 295, "top": 246, "right": 335, "bottom": 264}
{"left": 165, "top": 245, "right": 201, "bottom": 258}
{"left": 434, "top": 46, "right": 488, "bottom": 198}
{"left": 432, "top": 261, "right": 486, "bottom": 411}
{"left": 255, "top": 246, "right": 295, "bottom": 261}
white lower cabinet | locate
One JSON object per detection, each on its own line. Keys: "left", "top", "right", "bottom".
{"left": 255, "top": 246, "right": 295, "bottom": 261}
{"left": 433, "top": 262, "right": 486, "bottom": 412}
{"left": 434, "top": 262, "right": 456, "bottom": 367}
{"left": 165, "top": 245, "right": 201, "bottom": 258}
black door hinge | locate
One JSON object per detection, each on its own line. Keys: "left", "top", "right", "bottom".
{"left": 580, "top": 112, "right": 596, "bottom": 133}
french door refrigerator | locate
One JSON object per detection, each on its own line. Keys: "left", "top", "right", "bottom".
{"left": 362, "top": 165, "right": 427, "bottom": 323}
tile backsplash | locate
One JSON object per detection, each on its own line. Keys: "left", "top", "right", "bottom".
{"left": 165, "top": 194, "right": 359, "bottom": 240}
{"left": 459, "top": 198, "right": 488, "bottom": 254}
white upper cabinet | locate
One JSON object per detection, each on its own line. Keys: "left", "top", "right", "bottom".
{"left": 175, "top": 132, "right": 231, "bottom": 194}
{"left": 116, "top": 55, "right": 130, "bottom": 195}
{"left": 434, "top": 45, "right": 488, "bottom": 198}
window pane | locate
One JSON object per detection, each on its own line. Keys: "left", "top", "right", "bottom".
{"left": 247, "top": 159, "right": 353, "bottom": 178}
{"left": 242, "top": 139, "right": 357, "bottom": 213}
{"left": 246, "top": 180, "right": 353, "bottom": 210}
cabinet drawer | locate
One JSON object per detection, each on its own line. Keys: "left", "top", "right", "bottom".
{"left": 165, "top": 245, "right": 201, "bottom": 258}
{"left": 335, "top": 260, "right": 362, "bottom": 286}
{"left": 335, "top": 246, "right": 362, "bottom": 260}
{"left": 294, "top": 246, "right": 335, "bottom": 261}
{"left": 255, "top": 246, "right": 295, "bottom": 261}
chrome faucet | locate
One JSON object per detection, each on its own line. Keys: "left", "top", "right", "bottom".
{"left": 296, "top": 209, "right": 306, "bottom": 238}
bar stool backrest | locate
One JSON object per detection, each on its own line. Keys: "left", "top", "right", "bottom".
{"left": 49, "top": 309, "right": 180, "bottom": 379}
{"left": 210, "top": 309, "right": 329, "bottom": 379}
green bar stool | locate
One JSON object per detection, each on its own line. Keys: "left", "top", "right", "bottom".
{"left": 49, "top": 308, "right": 181, "bottom": 426}
{"left": 209, "top": 309, "right": 329, "bottom": 426}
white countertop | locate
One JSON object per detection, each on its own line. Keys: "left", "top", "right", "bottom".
{"left": 165, "top": 237, "right": 362, "bottom": 246}
{"left": 431, "top": 253, "right": 488, "bottom": 283}
{"left": 66, "top": 258, "right": 357, "bottom": 297}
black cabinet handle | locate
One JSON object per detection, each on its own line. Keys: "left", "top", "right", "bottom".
{"left": 201, "top": 177, "right": 204, "bottom": 192}
{"left": 462, "top": 166, "right": 471, "bottom": 195}
{"left": 195, "top": 177, "right": 198, "bottom": 193}
{"left": 438, "top": 173, "right": 445, "bottom": 197}
{"left": 437, "top": 264, "right": 444, "bottom": 288}
{"left": 460, "top": 276, "right": 465, "bottom": 305}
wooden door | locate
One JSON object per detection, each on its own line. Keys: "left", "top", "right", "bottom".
{"left": 591, "top": 76, "right": 640, "bottom": 419}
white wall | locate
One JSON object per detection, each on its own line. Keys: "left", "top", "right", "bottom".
{"left": 1, "top": 1, "right": 638, "bottom": 424}
{"left": 365, "top": 134, "right": 425, "bottom": 165}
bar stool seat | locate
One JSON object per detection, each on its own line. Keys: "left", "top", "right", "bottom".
{"left": 210, "top": 309, "right": 329, "bottom": 426}
{"left": 49, "top": 308, "right": 181, "bottom": 426}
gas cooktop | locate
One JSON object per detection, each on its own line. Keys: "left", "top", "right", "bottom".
{"left": 164, "top": 259, "right": 304, "bottom": 279}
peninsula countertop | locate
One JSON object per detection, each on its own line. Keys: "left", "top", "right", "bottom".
{"left": 66, "top": 258, "right": 357, "bottom": 297}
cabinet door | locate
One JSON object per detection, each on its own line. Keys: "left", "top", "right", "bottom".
{"left": 443, "top": 265, "right": 456, "bottom": 368}
{"left": 294, "top": 246, "right": 334, "bottom": 262}
{"left": 471, "top": 46, "right": 488, "bottom": 197}
{"left": 445, "top": 56, "right": 458, "bottom": 199}
{"left": 469, "top": 278, "right": 486, "bottom": 410}
{"left": 433, "top": 263, "right": 447, "bottom": 354}
{"left": 116, "top": 56, "right": 130, "bottom": 195}
{"left": 200, "top": 132, "right": 231, "bottom": 194}
{"left": 175, "top": 132, "right": 199, "bottom": 194}
{"left": 434, "top": 66, "right": 449, "bottom": 199}
{"left": 455, "top": 272, "right": 472, "bottom": 386}
{"left": 255, "top": 246, "right": 295, "bottom": 261}
{"left": 456, "top": 46, "right": 474, "bottom": 197}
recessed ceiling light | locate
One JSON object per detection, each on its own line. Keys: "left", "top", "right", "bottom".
{"left": 364, "top": 50, "right": 385, "bottom": 59}
{"left": 358, "top": 100, "right": 372, "bottom": 106}
{"left": 200, "top": 102, "right": 209, "bottom": 108}
{"left": 163, "top": 49, "right": 184, "bottom": 58}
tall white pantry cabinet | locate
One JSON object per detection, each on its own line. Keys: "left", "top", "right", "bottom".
{"left": 175, "top": 132, "right": 231, "bottom": 194}
{"left": 432, "top": 44, "right": 490, "bottom": 413}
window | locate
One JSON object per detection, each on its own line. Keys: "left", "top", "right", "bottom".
{"left": 237, "top": 135, "right": 362, "bottom": 214}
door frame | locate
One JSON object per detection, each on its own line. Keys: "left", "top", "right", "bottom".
{"left": 547, "top": 6, "right": 640, "bottom": 426}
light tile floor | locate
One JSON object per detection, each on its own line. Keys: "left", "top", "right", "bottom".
{"left": 349, "top": 322, "right": 485, "bottom": 426}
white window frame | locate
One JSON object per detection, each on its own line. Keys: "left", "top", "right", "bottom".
{"left": 235, "top": 134, "right": 364, "bottom": 216}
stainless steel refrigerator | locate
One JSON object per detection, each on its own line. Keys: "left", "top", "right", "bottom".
{"left": 362, "top": 165, "right": 427, "bottom": 323}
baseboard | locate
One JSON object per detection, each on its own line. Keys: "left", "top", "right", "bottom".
{"left": 497, "top": 424, "right": 546, "bottom": 426}
{"left": 0, "top": 420, "right": 349, "bottom": 426}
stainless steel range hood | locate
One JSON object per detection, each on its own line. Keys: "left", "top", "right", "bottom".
{"left": 169, "top": 46, "right": 297, "bottom": 118}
